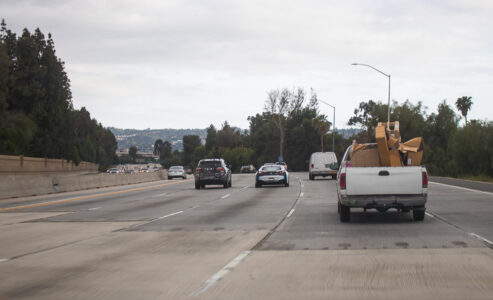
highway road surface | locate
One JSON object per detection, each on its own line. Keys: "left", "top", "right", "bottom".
{"left": 1, "top": 173, "right": 492, "bottom": 299}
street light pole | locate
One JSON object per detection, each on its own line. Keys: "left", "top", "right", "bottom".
{"left": 352, "top": 63, "right": 391, "bottom": 126}
{"left": 318, "top": 99, "right": 335, "bottom": 152}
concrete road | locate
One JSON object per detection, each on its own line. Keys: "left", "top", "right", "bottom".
{"left": 0, "top": 173, "right": 492, "bottom": 299}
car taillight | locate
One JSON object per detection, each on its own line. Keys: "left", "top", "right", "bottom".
{"left": 258, "top": 172, "right": 264, "bottom": 176}
{"left": 422, "top": 171, "right": 428, "bottom": 188}
{"left": 196, "top": 168, "right": 202, "bottom": 173}
{"left": 278, "top": 171, "right": 285, "bottom": 175}
{"left": 340, "top": 173, "right": 346, "bottom": 190}
{"left": 216, "top": 167, "right": 225, "bottom": 172}
{"left": 311, "top": 163, "right": 314, "bottom": 168}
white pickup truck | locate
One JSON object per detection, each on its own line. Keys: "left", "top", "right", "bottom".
{"left": 336, "top": 144, "right": 428, "bottom": 222}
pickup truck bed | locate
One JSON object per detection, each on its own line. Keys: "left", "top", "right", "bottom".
{"left": 336, "top": 145, "right": 428, "bottom": 222}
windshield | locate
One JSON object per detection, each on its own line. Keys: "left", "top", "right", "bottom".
{"left": 169, "top": 166, "right": 183, "bottom": 170}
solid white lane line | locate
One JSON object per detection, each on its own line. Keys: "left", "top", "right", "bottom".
{"left": 241, "top": 186, "right": 249, "bottom": 190}
{"left": 0, "top": 258, "right": 9, "bottom": 263}
{"left": 221, "top": 194, "right": 231, "bottom": 199}
{"left": 190, "top": 251, "right": 251, "bottom": 297}
{"left": 430, "top": 182, "right": 493, "bottom": 196}
{"left": 87, "top": 207, "right": 102, "bottom": 211}
{"left": 152, "top": 192, "right": 168, "bottom": 198}
{"left": 300, "top": 192, "right": 304, "bottom": 198}
{"left": 287, "top": 209, "right": 295, "bottom": 218}
{"left": 425, "top": 212, "right": 434, "bottom": 218}
{"left": 469, "top": 233, "right": 493, "bottom": 246}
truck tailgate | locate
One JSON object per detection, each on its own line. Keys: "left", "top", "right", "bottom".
{"left": 346, "top": 166, "right": 423, "bottom": 195}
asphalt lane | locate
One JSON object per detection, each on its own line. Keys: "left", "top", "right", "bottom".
{"left": 257, "top": 175, "right": 487, "bottom": 250}
{"left": 0, "top": 172, "right": 492, "bottom": 299}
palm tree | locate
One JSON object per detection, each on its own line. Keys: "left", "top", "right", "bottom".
{"left": 312, "top": 115, "right": 331, "bottom": 152}
{"left": 455, "top": 96, "right": 473, "bottom": 125}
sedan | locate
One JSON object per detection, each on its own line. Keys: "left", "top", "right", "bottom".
{"left": 168, "top": 166, "right": 187, "bottom": 179}
{"left": 255, "top": 165, "right": 289, "bottom": 188}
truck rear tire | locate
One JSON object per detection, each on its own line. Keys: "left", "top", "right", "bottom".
{"left": 309, "top": 174, "right": 314, "bottom": 180}
{"left": 413, "top": 209, "right": 425, "bottom": 221}
{"left": 340, "top": 203, "right": 350, "bottom": 222}
{"left": 195, "top": 182, "right": 200, "bottom": 189}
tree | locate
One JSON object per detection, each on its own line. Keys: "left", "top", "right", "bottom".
{"left": 182, "top": 135, "right": 201, "bottom": 166}
{"left": 129, "top": 146, "right": 138, "bottom": 162}
{"left": 347, "top": 100, "right": 387, "bottom": 142}
{"left": 265, "top": 89, "right": 290, "bottom": 159}
{"left": 153, "top": 139, "right": 164, "bottom": 156}
{"left": 455, "top": 96, "right": 473, "bottom": 125}
{"left": 312, "top": 115, "right": 331, "bottom": 152}
{"left": 205, "top": 124, "right": 217, "bottom": 153}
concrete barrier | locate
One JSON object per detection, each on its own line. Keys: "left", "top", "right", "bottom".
{"left": 0, "top": 155, "right": 99, "bottom": 174}
{"left": 0, "top": 170, "right": 168, "bottom": 199}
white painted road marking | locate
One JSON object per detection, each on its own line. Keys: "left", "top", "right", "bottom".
{"left": 190, "top": 251, "right": 251, "bottom": 297}
{"left": 133, "top": 211, "right": 184, "bottom": 228}
{"left": 87, "top": 207, "right": 102, "bottom": 211}
{"left": 0, "top": 258, "right": 9, "bottom": 263}
{"left": 152, "top": 192, "right": 168, "bottom": 198}
{"left": 425, "top": 212, "right": 434, "bottom": 218}
{"left": 430, "top": 182, "right": 493, "bottom": 196}
{"left": 300, "top": 192, "right": 304, "bottom": 198}
{"left": 221, "top": 194, "right": 231, "bottom": 199}
{"left": 469, "top": 233, "right": 493, "bottom": 246}
{"left": 287, "top": 208, "right": 295, "bottom": 218}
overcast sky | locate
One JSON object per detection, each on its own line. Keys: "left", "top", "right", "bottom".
{"left": 1, "top": 0, "right": 492, "bottom": 130}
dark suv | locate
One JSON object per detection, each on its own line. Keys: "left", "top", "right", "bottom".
{"left": 194, "top": 159, "right": 232, "bottom": 189}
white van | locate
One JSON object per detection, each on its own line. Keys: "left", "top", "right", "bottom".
{"left": 309, "top": 152, "right": 338, "bottom": 180}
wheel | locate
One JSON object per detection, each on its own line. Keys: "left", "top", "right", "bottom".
{"left": 402, "top": 208, "right": 411, "bottom": 213}
{"left": 255, "top": 182, "right": 261, "bottom": 188}
{"left": 201, "top": 184, "right": 205, "bottom": 189}
{"left": 183, "top": 176, "right": 187, "bottom": 180}
{"left": 195, "top": 182, "right": 200, "bottom": 189}
{"left": 339, "top": 203, "right": 350, "bottom": 222}
{"left": 332, "top": 174, "right": 337, "bottom": 180}
{"left": 413, "top": 208, "right": 425, "bottom": 221}
{"left": 309, "top": 174, "right": 314, "bottom": 180}
{"left": 285, "top": 181, "right": 289, "bottom": 187}
{"left": 223, "top": 180, "right": 228, "bottom": 188}
{"left": 229, "top": 177, "right": 232, "bottom": 187}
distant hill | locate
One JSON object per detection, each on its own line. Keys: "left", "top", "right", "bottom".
{"left": 108, "top": 127, "right": 208, "bottom": 151}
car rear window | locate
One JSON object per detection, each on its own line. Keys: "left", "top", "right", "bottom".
{"left": 169, "top": 166, "right": 182, "bottom": 170}
{"left": 261, "top": 166, "right": 282, "bottom": 172}
{"left": 199, "top": 161, "right": 222, "bottom": 168}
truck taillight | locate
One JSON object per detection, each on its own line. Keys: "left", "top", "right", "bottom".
{"left": 196, "top": 168, "right": 202, "bottom": 173}
{"left": 311, "top": 163, "right": 314, "bottom": 168}
{"left": 216, "top": 167, "right": 224, "bottom": 172}
{"left": 340, "top": 173, "right": 346, "bottom": 190}
{"left": 422, "top": 171, "right": 428, "bottom": 188}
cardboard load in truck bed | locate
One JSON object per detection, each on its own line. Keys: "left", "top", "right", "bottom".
{"left": 399, "top": 137, "right": 424, "bottom": 166}
{"left": 350, "top": 142, "right": 381, "bottom": 167}
{"left": 376, "top": 121, "right": 403, "bottom": 167}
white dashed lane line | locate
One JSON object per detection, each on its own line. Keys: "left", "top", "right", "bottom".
{"left": 190, "top": 251, "right": 252, "bottom": 297}
{"left": 221, "top": 194, "right": 231, "bottom": 199}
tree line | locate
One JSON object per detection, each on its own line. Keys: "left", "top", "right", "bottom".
{"left": 155, "top": 90, "right": 491, "bottom": 179}
{"left": 0, "top": 21, "right": 117, "bottom": 170}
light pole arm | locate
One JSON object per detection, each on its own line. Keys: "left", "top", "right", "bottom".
{"left": 352, "top": 63, "right": 392, "bottom": 124}
{"left": 352, "top": 63, "right": 389, "bottom": 78}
